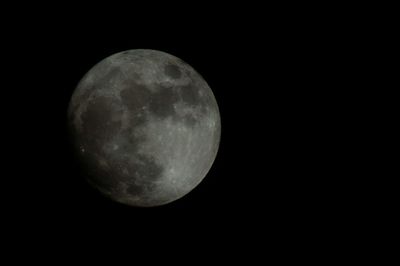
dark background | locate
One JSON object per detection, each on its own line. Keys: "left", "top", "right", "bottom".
{"left": 1, "top": 3, "right": 366, "bottom": 260}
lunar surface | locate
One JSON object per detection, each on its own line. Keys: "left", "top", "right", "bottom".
{"left": 68, "top": 49, "right": 221, "bottom": 207}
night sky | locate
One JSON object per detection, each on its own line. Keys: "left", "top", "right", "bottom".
{"left": 2, "top": 4, "right": 355, "bottom": 260}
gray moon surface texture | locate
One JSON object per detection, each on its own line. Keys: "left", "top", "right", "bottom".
{"left": 68, "top": 49, "right": 221, "bottom": 207}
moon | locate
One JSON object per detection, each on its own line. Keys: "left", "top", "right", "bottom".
{"left": 68, "top": 49, "right": 221, "bottom": 207}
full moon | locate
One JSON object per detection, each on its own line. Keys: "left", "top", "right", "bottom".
{"left": 68, "top": 49, "right": 221, "bottom": 207}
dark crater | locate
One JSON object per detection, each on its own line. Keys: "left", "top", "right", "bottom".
{"left": 164, "top": 64, "right": 182, "bottom": 79}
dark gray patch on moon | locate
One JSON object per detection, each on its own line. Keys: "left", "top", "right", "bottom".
{"left": 179, "top": 83, "right": 208, "bottom": 114}
{"left": 80, "top": 96, "right": 122, "bottom": 153}
{"left": 164, "top": 64, "right": 181, "bottom": 79}
{"left": 68, "top": 49, "right": 221, "bottom": 207}
{"left": 180, "top": 114, "right": 195, "bottom": 127}
{"left": 120, "top": 84, "right": 150, "bottom": 113}
{"left": 124, "top": 154, "right": 163, "bottom": 194}
{"left": 148, "top": 85, "right": 180, "bottom": 118}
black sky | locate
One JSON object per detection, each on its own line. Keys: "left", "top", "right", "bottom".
{"left": 1, "top": 4, "right": 359, "bottom": 260}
